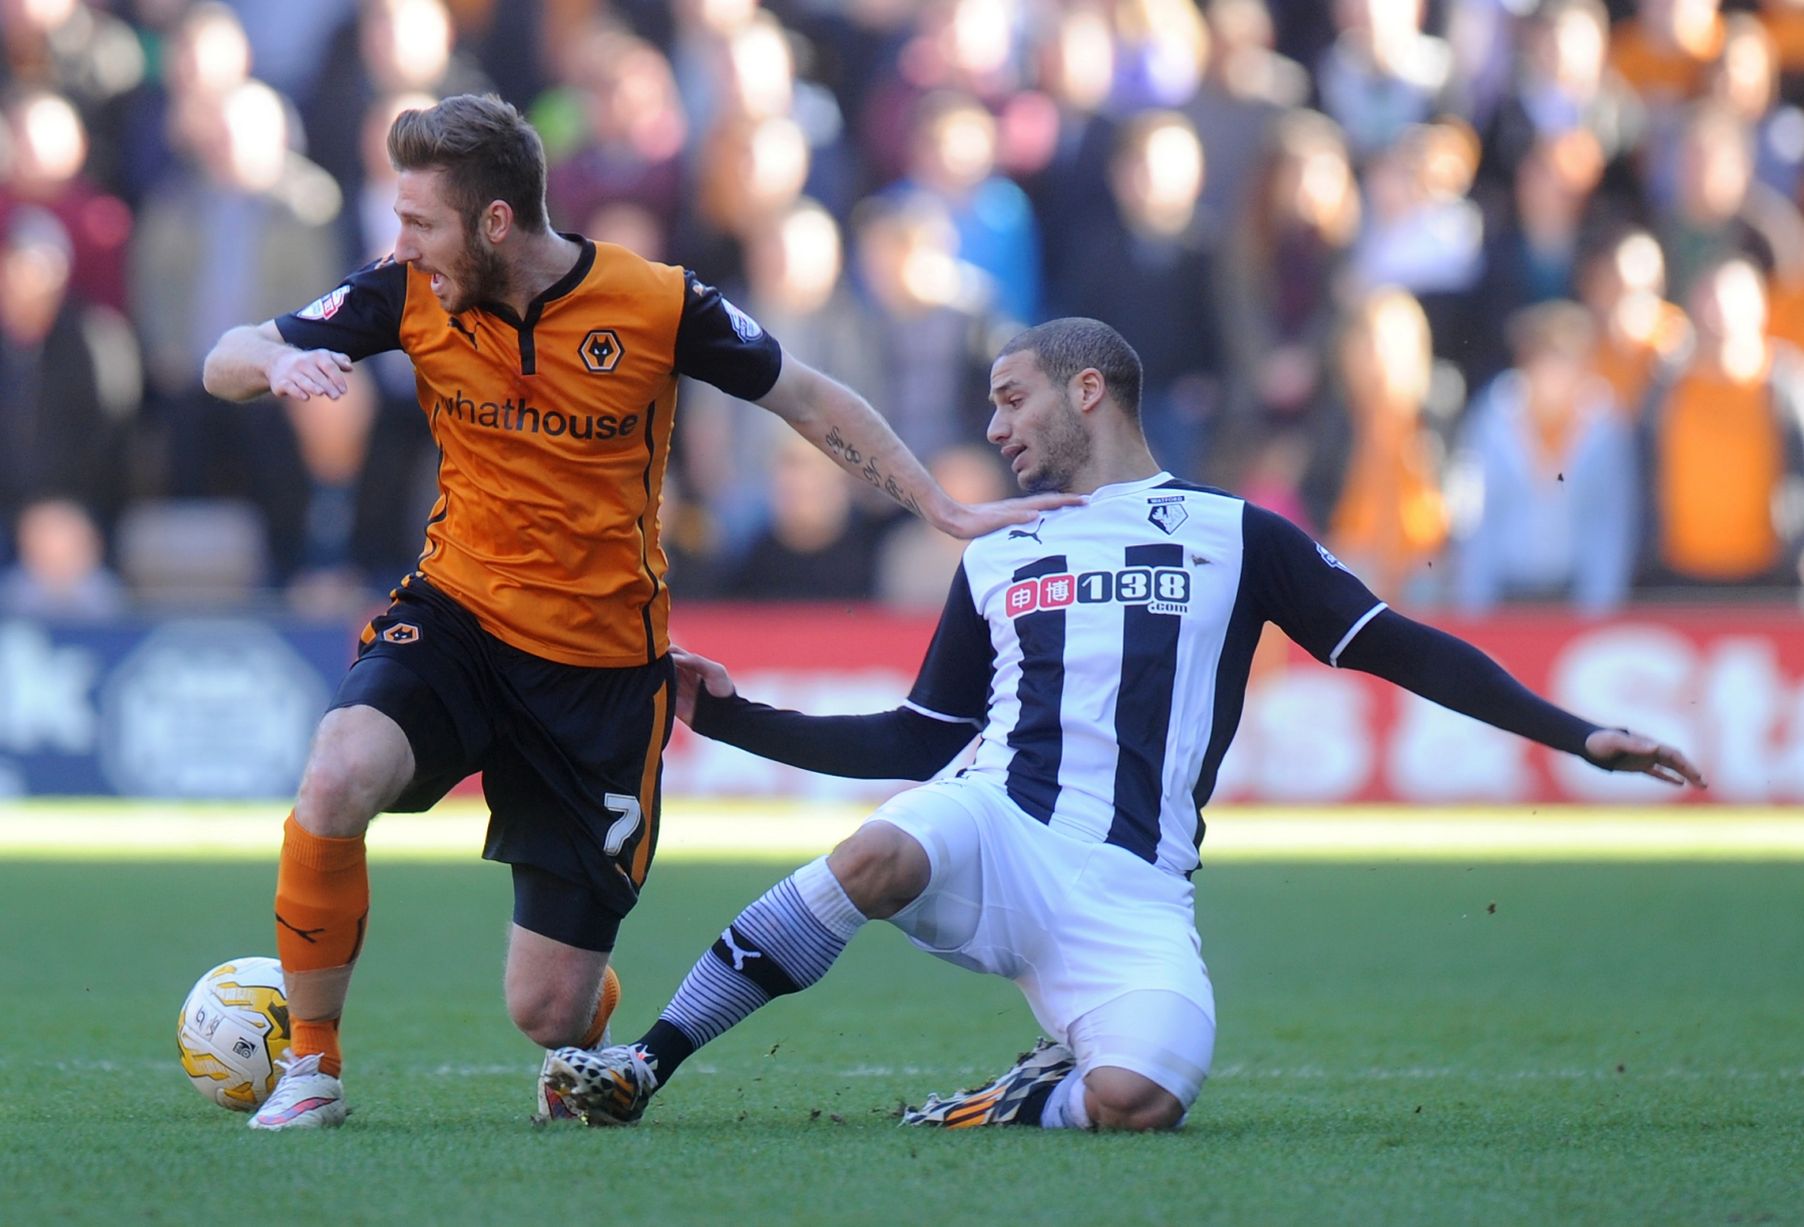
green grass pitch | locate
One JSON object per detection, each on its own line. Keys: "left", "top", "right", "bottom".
{"left": 2, "top": 837, "right": 1800, "bottom": 1225}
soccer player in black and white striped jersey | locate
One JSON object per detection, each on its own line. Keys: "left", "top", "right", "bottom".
{"left": 545, "top": 318, "right": 1705, "bottom": 1131}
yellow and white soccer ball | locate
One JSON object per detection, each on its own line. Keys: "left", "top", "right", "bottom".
{"left": 177, "top": 957, "right": 292, "bottom": 1111}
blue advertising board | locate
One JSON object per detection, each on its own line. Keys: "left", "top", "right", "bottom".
{"left": 0, "top": 617, "right": 354, "bottom": 797}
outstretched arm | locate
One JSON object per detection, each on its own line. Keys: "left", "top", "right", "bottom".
{"left": 672, "top": 645, "right": 976, "bottom": 780}
{"left": 755, "top": 356, "right": 1077, "bottom": 539}
{"left": 202, "top": 321, "right": 354, "bottom": 403}
{"left": 1579, "top": 728, "right": 1705, "bottom": 787}
{"left": 1335, "top": 610, "right": 1707, "bottom": 787}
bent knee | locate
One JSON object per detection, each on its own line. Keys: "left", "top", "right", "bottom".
{"left": 294, "top": 760, "right": 381, "bottom": 835}
{"left": 507, "top": 985, "right": 595, "bottom": 1049}
{"left": 1086, "top": 1067, "right": 1186, "bottom": 1132}
{"left": 826, "top": 822, "right": 929, "bottom": 918}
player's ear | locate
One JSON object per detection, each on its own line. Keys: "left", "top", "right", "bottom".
{"left": 480, "top": 200, "right": 512, "bottom": 245}
{"left": 1073, "top": 368, "right": 1106, "bottom": 414}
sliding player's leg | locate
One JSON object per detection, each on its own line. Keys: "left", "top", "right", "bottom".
{"left": 897, "top": 783, "right": 1216, "bottom": 1131}
{"left": 542, "top": 812, "right": 936, "bottom": 1125}
{"left": 906, "top": 990, "right": 1210, "bottom": 1131}
{"left": 1039, "top": 989, "right": 1214, "bottom": 1131}
{"left": 898, "top": 1036, "right": 1079, "bottom": 1127}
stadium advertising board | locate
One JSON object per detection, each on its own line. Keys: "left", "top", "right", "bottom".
{"left": 0, "top": 618, "right": 344, "bottom": 797}
{"left": 665, "top": 605, "right": 1804, "bottom": 806}
{"left": 0, "top": 607, "right": 1797, "bottom": 801}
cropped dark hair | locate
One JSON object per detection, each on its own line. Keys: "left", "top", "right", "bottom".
{"left": 997, "top": 318, "right": 1144, "bottom": 422}
{"left": 387, "top": 94, "right": 549, "bottom": 234}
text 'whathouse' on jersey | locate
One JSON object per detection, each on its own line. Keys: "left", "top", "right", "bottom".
{"left": 430, "top": 389, "right": 642, "bottom": 442}
{"left": 273, "top": 241, "right": 784, "bottom": 668}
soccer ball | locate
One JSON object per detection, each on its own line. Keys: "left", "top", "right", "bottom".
{"left": 177, "top": 957, "right": 291, "bottom": 1110}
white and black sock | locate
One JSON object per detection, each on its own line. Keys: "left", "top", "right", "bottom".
{"left": 637, "top": 857, "right": 865, "bottom": 1079}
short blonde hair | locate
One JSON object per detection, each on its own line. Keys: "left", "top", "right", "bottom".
{"left": 387, "top": 93, "right": 549, "bottom": 233}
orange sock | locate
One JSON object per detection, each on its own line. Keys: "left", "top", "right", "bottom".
{"left": 274, "top": 813, "right": 368, "bottom": 1077}
{"left": 578, "top": 965, "right": 623, "bottom": 1049}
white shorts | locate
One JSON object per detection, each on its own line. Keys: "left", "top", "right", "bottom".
{"left": 1067, "top": 990, "right": 1214, "bottom": 1109}
{"left": 875, "top": 775, "right": 1216, "bottom": 1100}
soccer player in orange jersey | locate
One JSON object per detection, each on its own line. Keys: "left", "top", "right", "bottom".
{"left": 202, "top": 94, "right": 1067, "bottom": 1130}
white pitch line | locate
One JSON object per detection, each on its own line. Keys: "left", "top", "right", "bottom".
{"left": 2, "top": 800, "right": 1804, "bottom": 861}
{"left": 1203, "top": 1064, "right": 1804, "bottom": 1082}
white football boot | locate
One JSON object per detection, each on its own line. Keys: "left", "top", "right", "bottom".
{"left": 247, "top": 1053, "right": 351, "bottom": 1130}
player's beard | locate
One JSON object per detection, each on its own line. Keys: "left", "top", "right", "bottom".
{"left": 441, "top": 231, "right": 511, "bottom": 314}
{"left": 1020, "top": 391, "right": 1092, "bottom": 494}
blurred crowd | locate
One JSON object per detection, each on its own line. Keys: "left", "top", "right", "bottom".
{"left": 4, "top": 0, "right": 1804, "bottom": 621}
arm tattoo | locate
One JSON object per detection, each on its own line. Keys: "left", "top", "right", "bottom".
{"left": 819, "top": 426, "right": 922, "bottom": 514}
{"left": 823, "top": 425, "right": 863, "bottom": 463}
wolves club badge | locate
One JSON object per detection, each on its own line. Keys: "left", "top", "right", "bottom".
{"left": 297, "top": 286, "right": 350, "bottom": 321}
{"left": 579, "top": 328, "right": 624, "bottom": 373}
{"left": 1147, "top": 500, "right": 1188, "bottom": 535}
{"left": 380, "top": 622, "right": 421, "bottom": 644}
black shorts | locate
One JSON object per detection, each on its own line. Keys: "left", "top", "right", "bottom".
{"left": 329, "top": 578, "right": 674, "bottom": 951}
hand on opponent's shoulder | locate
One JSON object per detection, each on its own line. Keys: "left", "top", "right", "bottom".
{"left": 932, "top": 491, "right": 1085, "bottom": 541}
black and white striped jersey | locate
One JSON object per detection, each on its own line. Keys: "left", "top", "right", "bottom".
{"left": 904, "top": 473, "right": 1387, "bottom": 876}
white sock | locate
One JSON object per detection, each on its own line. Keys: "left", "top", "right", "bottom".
{"left": 1039, "top": 1069, "right": 1092, "bottom": 1130}
{"left": 791, "top": 855, "right": 867, "bottom": 941}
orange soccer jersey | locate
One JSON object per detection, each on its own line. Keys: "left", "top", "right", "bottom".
{"left": 1653, "top": 365, "right": 1786, "bottom": 580}
{"left": 1608, "top": 17, "right": 1724, "bottom": 103}
{"left": 277, "top": 239, "right": 783, "bottom": 667}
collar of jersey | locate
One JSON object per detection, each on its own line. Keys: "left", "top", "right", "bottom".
{"left": 1080, "top": 471, "right": 1176, "bottom": 503}
{"left": 471, "top": 233, "right": 595, "bottom": 326}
